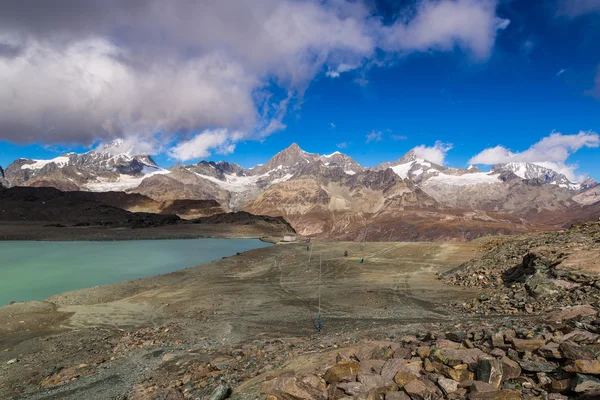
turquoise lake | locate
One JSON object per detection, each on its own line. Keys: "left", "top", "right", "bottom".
{"left": 0, "top": 239, "right": 271, "bottom": 306}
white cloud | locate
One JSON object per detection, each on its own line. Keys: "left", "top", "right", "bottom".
{"left": 168, "top": 129, "right": 242, "bottom": 161}
{"left": 412, "top": 141, "right": 453, "bottom": 165}
{"left": 0, "top": 0, "right": 509, "bottom": 156}
{"left": 557, "top": 68, "right": 567, "bottom": 76}
{"left": 469, "top": 131, "right": 600, "bottom": 181}
{"left": 366, "top": 130, "right": 383, "bottom": 143}
{"left": 337, "top": 141, "right": 350, "bottom": 149}
{"left": 380, "top": 0, "right": 510, "bottom": 60}
{"left": 330, "top": 122, "right": 336, "bottom": 129}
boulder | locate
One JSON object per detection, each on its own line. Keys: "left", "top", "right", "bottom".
{"left": 403, "top": 378, "right": 439, "bottom": 400}
{"left": 385, "top": 392, "right": 410, "bottom": 400}
{"left": 511, "top": 338, "right": 545, "bottom": 352}
{"left": 477, "top": 357, "right": 503, "bottom": 388}
{"left": 430, "top": 348, "right": 485, "bottom": 369}
{"left": 261, "top": 375, "right": 326, "bottom": 400}
{"left": 538, "top": 342, "right": 562, "bottom": 359}
{"left": 447, "top": 331, "right": 467, "bottom": 343}
{"left": 469, "top": 381, "right": 496, "bottom": 393}
{"left": 564, "top": 360, "right": 600, "bottom": 374}
{"left": 437, "top": 377, "right": 459, "bottom": 395}
{"left": 467, "top": 389, "right": 521, "bottom": 400}
{"left": 518, "top": 359, "right": 559, "bottom": 373}
{"left": 360, "top": 360, "right": 386, "bottom": 375}
{"left": 357, "top": 373, "right": 392, "bottom": 392}
{"left": 337, "top": 382, "right": 364, "bottom": 397}
{"left": 548, "top": 305, "right": 597, "bottom": 322}
{"left": 571, "top": 374, "right": 600, "bottom": 393}
{"left": 500, "top": 357, "right": 521, "bottom": 381}
{"left": 392, "top": 365, "right": 420, "bottom": 388}
{"left": 560, "top": 341, "right": 600, "bottom": 360}
{"left": 324, "top": 360, "right": 360, "bottom": 384}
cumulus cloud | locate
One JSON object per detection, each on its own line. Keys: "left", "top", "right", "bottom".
{"left": 380, "top": 0, "right": 510, "bottom": 60}
{"left": 366, "top": 130, "right": 383, "bottom": 143}
{"left": 0, "top": 0, "right": 509, "bottom": 161}
{"left": 469, "top": 131, "right": 600, "bottom": 181}
{"left": 169, "top": 129, "right": 241, "bottom": 161}
{"left": 412, "top": 141, "right": 453, "bottom": 165}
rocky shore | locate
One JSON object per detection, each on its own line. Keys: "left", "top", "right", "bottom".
{"left": 2, "top": 224, "right": 600, "bottom": 399}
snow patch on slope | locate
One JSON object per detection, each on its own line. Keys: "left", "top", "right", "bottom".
{"left": 85, "top": 170, "right": 170, "bottom": 192}
{"left": 427, "top": 172, "right": 500, "bottom": 186}
{"left": 21, "top": 156, "right": 71, "bottom": 170}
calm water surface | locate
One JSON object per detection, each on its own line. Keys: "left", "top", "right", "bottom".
{"left": 0, "top": 239, "right": 271, "bottom": 306}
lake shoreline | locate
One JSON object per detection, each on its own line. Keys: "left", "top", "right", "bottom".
{"left": 0, "top": 221, "right": 287, "bottom": 243}
{"left": 0, "top": 238, "right": 273, "bottom": 307}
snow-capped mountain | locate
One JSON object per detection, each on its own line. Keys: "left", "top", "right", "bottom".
{"left": 2, "top": 141, "right": 598, "bottom": 240}
{"left": 3, "top": 139, "right": 167, "bottom": 191}
{"left": 319, "top": 151, "right": 363, "bottom": 175}
{"left": 3, "top": 142, "right": 596, "bottom": 213}
{"left": 491, "top": 162, "right": 581, "bottom": 190}
{"left": 374, "top": 149, "right": 498, "bottom": 186}
{"left": 0, "top": 165, "right": 7, "bottom": 187}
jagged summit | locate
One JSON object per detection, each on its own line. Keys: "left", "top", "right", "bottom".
{"left": 491, "top": 162, "right": 579, "bottom": 189}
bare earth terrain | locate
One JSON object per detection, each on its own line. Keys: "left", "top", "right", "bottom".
{"left": 1, "top": 241, "right": 479, "bottom": 399}
{"left": 2, "top": 223, "right": 600, "bottom": 400}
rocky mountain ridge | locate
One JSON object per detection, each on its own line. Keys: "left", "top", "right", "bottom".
{"left": 2, "top": 142, "right": 598, "bottom": 240}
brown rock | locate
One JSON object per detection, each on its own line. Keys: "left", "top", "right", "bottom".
{"left": 403, "top": 378, "right": 439, "bottom": 400}
{"left": 442, "top": 365, "right": 475, "bottom": 382}
{"left": 467, "top": 389, "right": 521, "bottom": 400}
{"left": 437, "top": 377, "right": 459, "bottom": 395}
{"left": 392, "top": 365, "right": 420, "bottom": 388}
{"left": 165, "top": 389, "right": 185, "bottom": 400}
{"left": 560, "top": 341, "right": 600, "bottom": 360}
{"left": 385, "top": 392, "right": 410, "bottom": 400}
{"left": 430, "top": 348, "right": 486, "bottom": 368}
{"left": 491, "top": 333, "right": 505, "bottom": 349}
{"left": 511, "top": 338, "right": 545, "bottom": 352}
{"left": 381, "top": 359, "right": 409, "bottom": 382}
{"left": 469, "top": 381, "right": 496, "bottom": 393}
{"left": 337, "top": 382, "right": 365, "bottom": 397}
{"left": 538, "top": 342, "right": 562, "bottom": 359}
{"left": 548, "top": 305, "right": 597, "bottom": 322}
{"left": 393, "top": 347, "right": 412, "bottom": 360}
{"left": 571, "top": 373, "right": 600, "bottom": 393}
{"left": 518, "top": 359, "right": 559, "bottom": 373}
{"left": 416, "top": 346, "right": 431, "bottom": 359}
{"left": 500, "top": 357, "right": 521, "bottom": 381}
{"left": 564, "top": 360, "right": 600, "bottom": 374}
{"left": 562, "top": 329, "right": 599, "bottom": 344}
{"left": 358, "top": 373, "right": 392, "bottom": 392}
{"left": 551, "top": 378, "right": 570, "bottom": 393}
{"left": 324, "top": 360, "right": 360, "bottom": 384}
{"left": 360, "top": 360, "right": 386, "bottom": 375}
{"left": 477, "top": 357, "right": 503, "bottom": 389}
{"left": 261, "top": 375, "right": 327, "bottom": 400}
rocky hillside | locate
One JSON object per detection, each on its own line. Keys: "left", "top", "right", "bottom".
{"left": 3, "top": 142, "right": 599, "bottom": 240}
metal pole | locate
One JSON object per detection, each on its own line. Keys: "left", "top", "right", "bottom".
{"left": 307, "top": 242, "right": 313, "bottom": 271}
{"left": 318, "top": 254, "right": 322, "bottom": 314}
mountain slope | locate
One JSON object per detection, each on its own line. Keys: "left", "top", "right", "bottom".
{"left": 3, "top": 140, "right": 167, "bottom": 191}
{"left": 2, "top": 142, "right": 597, "bottom": 240}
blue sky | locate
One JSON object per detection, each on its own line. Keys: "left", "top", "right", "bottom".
{"left": 0, "top": 0, "right": 599, "bottom": 181}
